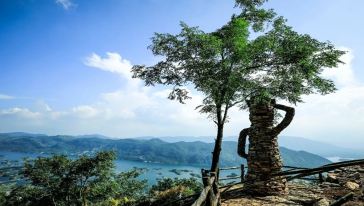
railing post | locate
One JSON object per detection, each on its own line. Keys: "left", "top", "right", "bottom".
{"left": 319, "top": 172, "right": 323, "bottom": 183}
{"left": 241, "top": 164, "right": 245, "bottom": 183}
{"left": 201, "top": 169, "right": 216, "bottom": 206}
{"left": 201, "top": 169, "right": 209, "bottom": 187}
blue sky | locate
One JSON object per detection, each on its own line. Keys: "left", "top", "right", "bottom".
{"left": 0, "top": 0, "right": 364, "bottom": 148}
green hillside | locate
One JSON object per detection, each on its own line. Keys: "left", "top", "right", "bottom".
{"left": 0, "top": 133, "right": 331, "bottom": 167}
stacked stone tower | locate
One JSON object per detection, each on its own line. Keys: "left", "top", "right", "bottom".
{"left": 238, "top": 100, "right": 295, "bottom": 196}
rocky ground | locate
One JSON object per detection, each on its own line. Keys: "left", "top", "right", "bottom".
{"left": 221, "top": 165, "right": 364, "bottom": 206}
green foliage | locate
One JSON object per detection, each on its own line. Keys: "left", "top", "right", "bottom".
{"left": 0, "top": 184, "right": 12, "bottom": 205}
{"left": 245, "top": 18, "right": 345, "bottom": 103}
{"left": 112, "top": 169, "right": 148, "bottom": 202}
{"left": 132, "top": 0, "right": 345, "bottom": 125}
{"left": 133, "top": 17, "right": 252, "bottom": 124}
{"left": 20, "top": 151, "right": 116, "bottom": 205}
{"left": 4, "top": 151, "right": 148, "bottom": 206}
{"left": 150, "top": 177, "right": 202, "bottom": 195}
{"left": 4, "top": 185, "right": 50, "bottom": 206}
{"left": 149, "top": 177, "right": 202, "bottom": 205}
{"left": 235, "top": 0, "right": 268, "bottom": 8}
{"left": 235, "top": 0, "right": 276, "bottom": 32}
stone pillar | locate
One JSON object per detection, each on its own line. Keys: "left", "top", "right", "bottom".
{"left": 244, "top": 101, "right": 287, "bottom": 196}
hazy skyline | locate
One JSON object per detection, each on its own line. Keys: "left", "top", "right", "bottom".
{"left": 1, "top": 0, "right": 364, "bottom": 149}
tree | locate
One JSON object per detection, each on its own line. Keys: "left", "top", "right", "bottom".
{"left": 132, "top": 0, "right": 344, "bottom": 199}
{"left": 132, "top": 12, "right": 252, "bottom": 206}
{"left": 4, "top": 151, "right": 147, "bottom": 206}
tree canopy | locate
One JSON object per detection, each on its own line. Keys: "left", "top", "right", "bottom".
{"left": 132, "top": 1, "right": 345, "bottom": 123}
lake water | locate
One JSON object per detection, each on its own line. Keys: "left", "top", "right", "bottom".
{"left": 0, "top": 151, "right": 241, "bottom": 185}
{"left": 326, "top": 156, "right": 355, "bottom": 163}
{"left": 114, "top": 159, "right": 203, "bottom": 185}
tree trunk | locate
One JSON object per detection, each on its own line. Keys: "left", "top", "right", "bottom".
{"left": 206, "top": 123, "right": 223, "bottom": 206}
{"left": 205, "top": 103, "right": 224, "bottom": 206}
{"left": 242, "top": 100, "right": 294, "bottom": 196}
{"left": 210, "top": 124, "right": 223, "bottom": 173}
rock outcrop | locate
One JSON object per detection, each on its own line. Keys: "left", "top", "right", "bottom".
{"left": 222, "top": 165, "right": 364, "bottom": 206}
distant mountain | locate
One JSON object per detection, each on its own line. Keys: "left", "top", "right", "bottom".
{"left": 0, "top": 132, "right": 48, "bottom": 138}
{"left": 137, "top": 135, "right": 364, "bottom": 159}
{"left": 0, "top": 132, "right": 331, "bottom": 168}
{"left": 278, "top": 136, "right": 364, "bottom": 159}
{"left": 76, "top": 134, "right": 112, "bottom": 139}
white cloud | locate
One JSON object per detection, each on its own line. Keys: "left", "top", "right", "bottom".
{"left": 83, "top": 52, "right": 153, "bottom": 119}
{"left": 49, "top": 111, "right": 68, "bottom": 120}
{"left": 0, "top": 107, "right": 41, "bottom": 119}
{"left": 84, "top": 52, "right": 141, "bottom": 90}
{"left": 321, "top": 47, "right": 357, "bottom": 87}
{"left": 55, "top": 0, "right": 75, "bottom": 10}
{"left": 72, "top": 105, "right": 99, "bottom": 118}
{"left": 35, "top": 100, "right": 52, "bottom": 112}
{"left": 100, "top": 89, "right": 152, "bottom": 119}
{"left": 84, "top": 53, "right": 133, "bottom": 79}
{"left": 0, "top": 94, "right": 15, "bottom": 100}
